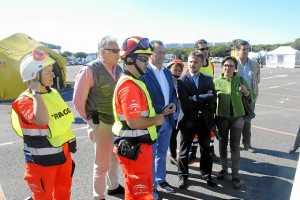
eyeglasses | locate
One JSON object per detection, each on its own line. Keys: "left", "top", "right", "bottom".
{"left": 104, "top": 48, "right": 120, "bottom": 53}
{"left": 223, "top": 64, "right": 235, "bottom": 68}
{"left": 197, "top": 47, "right": 209, "bottom": 51}
{"left": 136, "top": 56, "right": 149, "bottom": 62}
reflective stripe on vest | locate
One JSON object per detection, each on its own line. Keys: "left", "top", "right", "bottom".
{"left": 112, "top": 75, "right": 157, "bottom": 141}
{"left": 11, "top": 89, "right": 75, "bottom": 147}
{"left": 11, "top": 89, "right": 75, "bottom": 165}
{"left": 118, "top": 111, "right": 149, "bottom": 121}
{"left": 24, "top": 145, "right": 63, "bottom": 156}
{"left": 22, "top": 128, "right": 49, "bottom": 136}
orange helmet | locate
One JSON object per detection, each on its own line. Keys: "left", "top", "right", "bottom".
{"left": 166, "top": 58, "right": 184, "bottom": 70}
{"left": 120, "top": 36, "right": 153, "bottom": 60}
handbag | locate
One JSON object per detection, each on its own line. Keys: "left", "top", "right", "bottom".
{"left": 117, "top": 139, "right": 140, "bottom": 160}
{"left": 240, "top": 77, "right": 256, "bottom": 119}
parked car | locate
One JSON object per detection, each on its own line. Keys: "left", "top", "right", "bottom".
{"left": 210, "top": 57, "right": 223, "bottom": 63}
{"left": 164, "top": 58, "right": 171, "bottom": 63}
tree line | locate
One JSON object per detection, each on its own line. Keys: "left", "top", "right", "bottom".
{"left": 57, "top": 38, "right": 300, "bottom": 61}
{"left": 165, "top": 38, "right": 300, "bottom": 61}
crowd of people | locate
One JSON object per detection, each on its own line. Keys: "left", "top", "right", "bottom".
{"left": 11, "top": 37, "right": 261, "bottom": 200}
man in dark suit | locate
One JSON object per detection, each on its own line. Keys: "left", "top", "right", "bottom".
{"left": 177, "top": 51, "right": 217, "bottom": 189}
{"left": 139, "top": 40, "right": 177, "bottom": 199}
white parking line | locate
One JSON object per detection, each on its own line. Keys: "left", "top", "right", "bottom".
{"left": 260, "top": 82, "right": 298, "bottom": 91}
{"left": 256, "top": 103, "right": 300, "bottom": 112}
{"left": 259, "top": 92, "right": 300, "bottom": 99}
{"left": 262, "top": 74, "right": 287, "bottom": 80}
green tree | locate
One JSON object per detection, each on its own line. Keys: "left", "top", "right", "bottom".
{"left": 210, "top": 45, "right": 231, "bottom": 57}
{"left": 230, "top": 39, "right": 243, "bottom": 50}
{"left": 75, "top": 52, "right": 87, "bottom": 59}
{"left": 292, "top": 38, "right": 300, "bottom": 50}
{"left": 61, "top": 51, "right": 72, "bottom": 58}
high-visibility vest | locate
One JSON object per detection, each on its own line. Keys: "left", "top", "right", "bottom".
{"left": 112, "top": 75, "right": 157, "bottom": 143}
{"left": 200, "top": 61, "right": 214, "bottom": 78}
{"left": 11, "top": 89, "right": 75, "bottom": 166}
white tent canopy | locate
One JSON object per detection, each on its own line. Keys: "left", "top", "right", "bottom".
{"left": 266, "top": 46, "right": 300, "bottom": 68}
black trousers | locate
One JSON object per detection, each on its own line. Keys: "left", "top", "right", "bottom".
{"left": 177, "top": 116, "right": 212, "bottom": 179}
{"left": 169, "top": 120, "right": 179, "bottom": 158}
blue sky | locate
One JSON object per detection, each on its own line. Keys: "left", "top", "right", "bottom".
{"left": 1, "top": 0, "right": 299, "bottom": 53}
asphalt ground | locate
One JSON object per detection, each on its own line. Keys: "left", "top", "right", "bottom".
{"left": 1, "top": 64, "right": 300, "bottom": 200}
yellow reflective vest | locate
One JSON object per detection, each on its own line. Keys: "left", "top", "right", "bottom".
{"left": 112, "top": 75, "right": 157, "bottom": 143}
{"left": 200, "top": 60, "right": 214, "bottom": 78}
{"left": 11, "top": 89, "right": 75, "bottom": 147}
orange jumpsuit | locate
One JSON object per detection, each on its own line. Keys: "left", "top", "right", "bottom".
{"left": 114, "top": 78, "right": 154, "bottom": 200}
{"left": 12, "top": 95, "right": 75, "bottom": 200}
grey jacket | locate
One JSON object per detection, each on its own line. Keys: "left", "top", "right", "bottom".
{"left": 237, "top": 58, "right": 260, "bottom": 102}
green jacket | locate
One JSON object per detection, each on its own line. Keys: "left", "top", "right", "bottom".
{"left": 214, "top": 73, "right": 255, "bottom": 118}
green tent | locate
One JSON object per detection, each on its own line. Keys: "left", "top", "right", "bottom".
{"left": 0, "top": 33, "right": 67, "bottom": 101}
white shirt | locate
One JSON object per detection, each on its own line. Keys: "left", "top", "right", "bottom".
{"left": 149, "top": 63, "right": 170, "bottom": 107}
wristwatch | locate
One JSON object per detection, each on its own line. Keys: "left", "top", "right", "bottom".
{"left": 32, "top": 90, "right": 41, "bottom": 95}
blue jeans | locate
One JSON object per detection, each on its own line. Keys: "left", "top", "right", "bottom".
{"left": 217, "top": 116, "right": 244, "bottom": 179}
{"left": 152, "top": 116, "right": 173, "bottom": 189}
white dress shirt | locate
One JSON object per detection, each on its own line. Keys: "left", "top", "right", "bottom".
{"left": 149, "top": 63, "right": 170, "bottom": 107}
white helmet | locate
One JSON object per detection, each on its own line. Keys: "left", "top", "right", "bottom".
{"left": 20, "top": 49, "right": 55, "bottom": 82}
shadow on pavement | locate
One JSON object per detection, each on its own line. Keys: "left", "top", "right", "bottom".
{"left": 254, "top": 147, "right": 300, "bottom": 161}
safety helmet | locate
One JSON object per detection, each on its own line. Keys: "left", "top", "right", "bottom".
{"left": 20, "top": 49, "right": 55, "bottom": 82}
{"left": 166, "top": 58, "right": 185, "bottom": 70}
{"left": 120, "top": 36, "right": 153, "bottom": 60}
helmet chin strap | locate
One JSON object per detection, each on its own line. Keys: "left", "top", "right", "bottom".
{"left": 126, "top": 55, "right": 146, "bottom": 76}
{"left": 38, "top": 70, "right": 47, "bottom": 87}
{"left": 134, "top": 63, "right": 146, "bottom": 76}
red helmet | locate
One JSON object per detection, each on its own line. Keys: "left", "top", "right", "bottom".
{"left": 166, "top": 58, "right": 184, "bottom": 70}
{"left": 120, "top": 36, "right": 153, "bottom": 59}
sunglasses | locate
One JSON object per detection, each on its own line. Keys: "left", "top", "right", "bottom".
{"left": 197, "top": 47, "right": 209, "bottom": 51}
{"left": 125, "top": 38, "right": 152, "bottom": 52}
{"left": 223, "top": 64, "right": 235, "bottom": 68}
{"left": 136, "top": 56, "right": 149, "bottom": 62}
{"left": 104, "top": 48, "right": 120, "bottom": 53}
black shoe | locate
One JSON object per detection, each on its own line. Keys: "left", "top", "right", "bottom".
{"left": 211, "top": 153, "right": 220, "bottom": 163}
{"left": 232, "top": 177, "right": 241, "bottom": 189}
{"left": 178, "top": 177, "right": 187, "bottom": 189}
{"left": 244, "top": 145, "right": 256, "bottom": 153}
{"left": 24, "top": 197, "right": 33, "bottom": 200}
{"left": 201, "top": 174, "right": 217, "bottom": 187}
{"left": 207, "top": 178, "right": 217, "bottom": 187}
{"left": 217, "top": 169, "right": 228, "bottom": 180}
{"left": 159, "top": 181, "right": 175, "bottom": 193}
{"left": 107, "top": 184, "right": 124, "bottom": 195}
{"left": 289, "top": 145, "right": 299, "bottom": 154}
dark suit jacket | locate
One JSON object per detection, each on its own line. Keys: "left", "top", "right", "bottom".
{"left": 139, "top": 65, "right": 178, "bottom": 128}
{"left": 177, "top": 72, "right": 216, "bottom": 130}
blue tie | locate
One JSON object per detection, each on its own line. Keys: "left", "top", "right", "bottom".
{"left": 193, "top": 76, "right": 198, "bottom": 89}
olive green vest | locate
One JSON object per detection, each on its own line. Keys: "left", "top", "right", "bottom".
{"left": 85, "top": 60, "right": 122, "bottom": 124}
